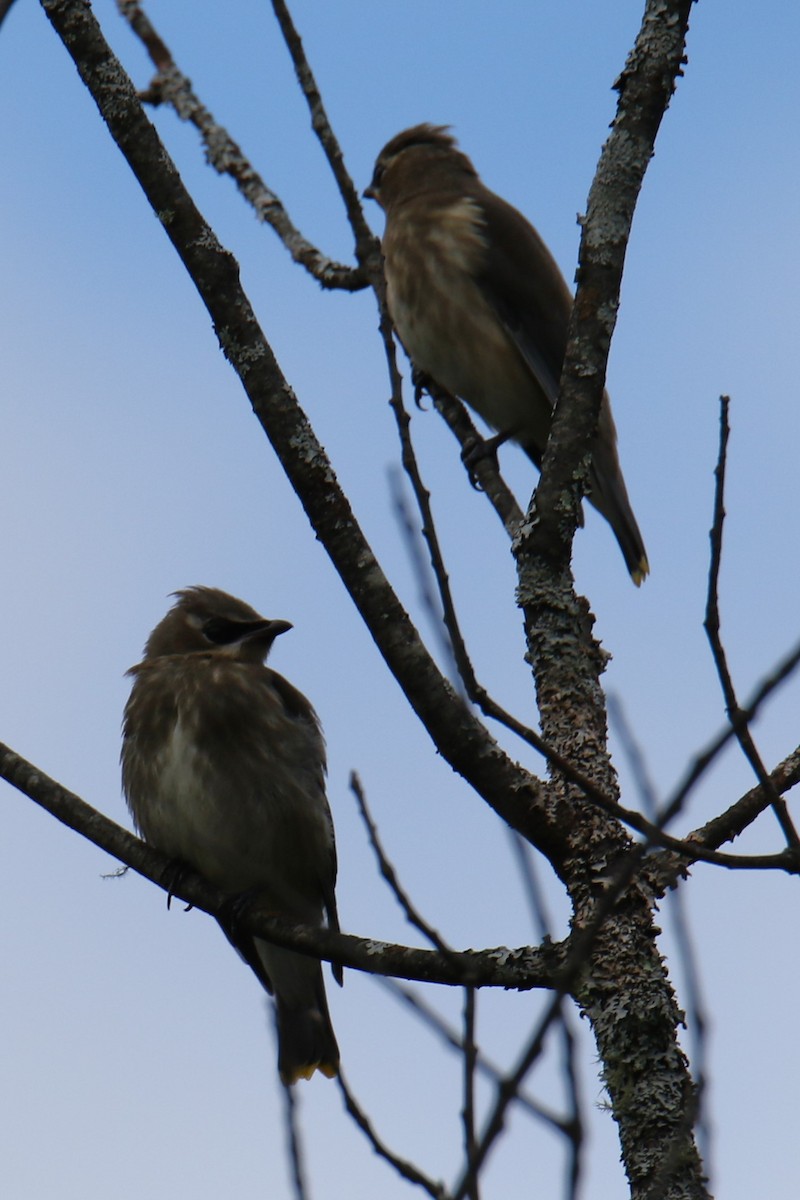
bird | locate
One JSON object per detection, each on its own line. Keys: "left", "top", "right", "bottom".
{"left": 121, "top": 586, "right": 341, "bottom": 1085}
{"left": 365, "top": 123, "right": 649, "bottom": 585}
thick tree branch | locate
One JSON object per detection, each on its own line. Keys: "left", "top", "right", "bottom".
{"left": 512, "top": 3, "right": 707, "bottom": 1198}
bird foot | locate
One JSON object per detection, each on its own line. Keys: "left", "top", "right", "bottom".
{"left": 461, "top": 430, "right": 510, "bottom": 489}
{"left": 161, "top": 859, "right": 195, "bottom": 912}
{"left": 219, "top": 887, "right": 274, "bottom": 942}
{"left": 410, "top": 366, "right": 433, "bottom": 410}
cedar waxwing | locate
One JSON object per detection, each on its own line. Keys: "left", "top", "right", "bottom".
{"left": 121, "top": 587, "right": 341, "bottom": 1085}
{"left": 365, "top": 124, "right": 649, "bottom": 585}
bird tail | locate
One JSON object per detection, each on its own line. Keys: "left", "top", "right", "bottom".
{"left": 258, "top": 941, "right": 340, "bottom": 1085}
{"left": 587, "top": 450, "right": 649, "bottom": 586}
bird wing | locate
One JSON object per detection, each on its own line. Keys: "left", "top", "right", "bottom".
{"left": 474, "top": 186, "right": 573, "bottom": 412}
{"left": 266, "top": 669, "right": 343, "bottom": 987}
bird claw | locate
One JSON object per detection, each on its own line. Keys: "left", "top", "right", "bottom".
{"left": 410, "top": 366, "right": 431, "bottom": 410}
{"left": 161, "top": 859, "right": 195, "bottom": 912}
{"left": 461, "top": 430, "right": 509, "bottom": 488}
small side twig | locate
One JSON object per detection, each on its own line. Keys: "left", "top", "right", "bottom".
{"left": 376, "top": 978, "right": 571, "bottom": 1133}
{"left": 425, "top": 381, "right": 524, "bottom": 538}
{"left": 660, "top": 635, "right": 800, "bottom": 830}
{"left": 505, "top": 830, "right": 585, "bottom": 1198}
{"left": 349, "top": 772, "right": 456, "bottom": 961}
{"left": 336, "top": 1072, "right": 448, "bottom": 1200}
{"left": 268, "top": 0, "right": 377, "bottom": 269}
{"left": 278, "top": 1056, "right": 311, "bottom": 1200}
{"left": 451, "top": 991, "right": 566, "bottom": 1200}
{"left": 704, "top": 397, "right": 800, "bottom": 850}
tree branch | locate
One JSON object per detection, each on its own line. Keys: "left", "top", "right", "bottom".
{"left": 703, "top": 396, "right": 800, "bottom": 849}
{"left": 0, "top": 740, "right": 562, "bottom": 990}
{"left": 116, "top": 0, "right": 366, "bottom": 290}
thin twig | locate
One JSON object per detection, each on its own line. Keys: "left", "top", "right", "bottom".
{"left": 116, "top": 0, "right": 364, "bottom": 290}
{"left": 278, "top": 1059, "right": 311, "bottom": 1200}
{"left": 557, "top": 1014, "right": 584, "bottom": 1200}
{"left": 336, "top": 1071, "right": 449, "bottom": 1200}
{"left": 376, "top": 978, "right": 571, "bottom": 1132}
{"left": 461, "top": 988, "right": 480, "bottom": 1200}
{"left": 349, "top": 772, "right": 458, "bottom": 961}
{"left": 268, "top": 0, "right": 376, "bottom": 269}
{"left": 424, "top": 382, "right": 524, "bottom": 539}
{"left": 451, "top": 992, "right": 566, "bottom": 1200}
{"left": 704, "top": 397, "right": 800, "bottom": 849}
{"left": 648, "top": 743, "right": 800, "bottom": 894}
{"left": 389, "top": 466, "right": 465, "bottom": 696}
{"left": 660, "top": 636, "right": 800, "bottom": 827}
{"left": 505, "top": 831, "right": 585, "bottom": 1200}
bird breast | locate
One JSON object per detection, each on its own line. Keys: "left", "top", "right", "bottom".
{"left": 123, "top": 659, "right": 332, "bottom": 915}
{"left": 383, "top": 196, "right": 546, "bottom": 441}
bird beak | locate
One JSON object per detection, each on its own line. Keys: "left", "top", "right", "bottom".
{"left": 249, "top": 618, "right": 293, "bottom": 642}
{"left": 363, "top": 184, "right": 375, "bottom": 201}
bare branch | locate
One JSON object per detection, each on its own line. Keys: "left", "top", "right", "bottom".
{"left": 116, "top": 0, "right": 365, "bottom": 290}
{"left": 650, "top": 743, "right": 800, "bottom": 895}
{"left": 460, "top": 988, "right": 480, "bottom": 1200}
{"left": 658, "top": 635, "right": 800, "bottom": 831}
{"left": 519, "top": 0, "right": 695, "bottom": 575}
{"left": 504, "top": 832, "right": 585, "bottom": 1199}
{"left": 268, "top": 0, "right": 376, "bottom": 266}
{"left": 703, "top": 396, "right": 800, "bottom": 849}
{"left": 336, "top": 1072, "right": 449, "bottom": 1200}
{"left": 0, "top": 740, "right": 562, "bottom": 990}
{"left": 452, "top": 991, "right": 566, "bottom": 1200}
{"left": 557, "top": 1013, "right": 584, "bottom": 1200}
{"left": 278, "top": 1062, "right": 311, "bottom": 1200}
{"left": 423, "top": 381, "right": 524, "bottom": 538}
{"left": 376, "top": 978, "right": 570, "bottom": 1133}
{"left": 350, "top": 772, "right": 456, "bottom": 960}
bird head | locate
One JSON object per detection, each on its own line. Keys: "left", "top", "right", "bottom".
{"left": 364, "top": 123, "right": 477, "bottom": 212}
{"left": 142, "top": 586, "right": 292, "bottom": 664}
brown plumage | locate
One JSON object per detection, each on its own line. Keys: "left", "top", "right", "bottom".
{"left": 121, "top": 586, "right": 340, "bottom": 1085}
{"left": 366, "top": 124, "right": 649, "bottom": 584}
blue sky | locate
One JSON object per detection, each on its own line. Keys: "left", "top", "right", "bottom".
{"left": 2, "top": 2, "right": 799, "bottom": 1197}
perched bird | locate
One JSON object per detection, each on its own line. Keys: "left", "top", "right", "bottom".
{"left": 121, "top": 586, "right": 341, "bottom": 1085}
{"left": 365, "top": 123, "right": 649, "bottom": 584}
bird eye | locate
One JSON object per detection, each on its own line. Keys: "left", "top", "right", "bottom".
{"left": 370, "top": 163, "right": 384, "bottom": 190}
{"left": 202, "top": 617, "right": 243, "bottom": 645}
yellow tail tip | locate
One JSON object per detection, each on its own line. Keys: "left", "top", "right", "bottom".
{"left": 631, "top": 556, "right": 650, "bottom": 587}
{"left": 282, "top": 1060, "right": 339, "bottom": 1085}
